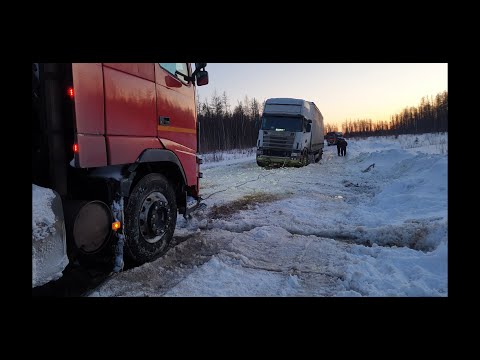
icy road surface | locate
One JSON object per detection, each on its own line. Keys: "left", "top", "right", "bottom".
{"left": 91, "top": 134, "right": 448, "bottom": 297}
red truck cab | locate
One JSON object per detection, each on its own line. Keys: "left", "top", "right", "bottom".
{"left": 32, "top": 63, "right": 209, "bottom": 272}
{"left": 325, "top": 131, "right": 343, "bottom": 146}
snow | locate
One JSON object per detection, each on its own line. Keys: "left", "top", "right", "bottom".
{"left": 200, "top": 148, "right": 256, "bottom": 169}
{"left": 90, "top": 133, "right": 448, "bottom": 297}
{"left": 32, "top": 184, "right": 57, "bottom": 242}
{"left": 32, "top": 184, "right": 69, "bottom": 287}
{"left": 165, "top": 256, "right": 301, "bottom": 297}
{"left": 340, "top": 238, "right": 448, "bottom": 296}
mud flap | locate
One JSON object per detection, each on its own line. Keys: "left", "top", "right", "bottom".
{"left": 184, "top": 194, "right": 206, "bottom": 219}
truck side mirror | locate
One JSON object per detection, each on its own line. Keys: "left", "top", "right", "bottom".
{"left": 192, "top": 63, "right": 208, "bottom": 86}
{"left": 306, "top": 123, "right": 311, "bottom": 132}
{"left": 196, "top": 70, "right": 209, "bottom": 86}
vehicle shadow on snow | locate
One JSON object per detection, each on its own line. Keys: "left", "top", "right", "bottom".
{"left": 89, "top": 231, "right": 226, "bottom": 296}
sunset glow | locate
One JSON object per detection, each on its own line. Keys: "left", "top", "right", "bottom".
{"left": 196, "top": 63, "right": 448, "bottom": 129}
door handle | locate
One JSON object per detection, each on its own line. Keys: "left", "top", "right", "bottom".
{"left": 159, "top": 116, "right": 170, "bottom": 125}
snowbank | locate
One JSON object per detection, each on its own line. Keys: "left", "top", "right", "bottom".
{"left": 32, "top": 184, "right": 57, "bottom": 242}
{"left": 340, "top": 237, "right": 448, "bottom": 296}
{"left": 200, "top": 148, "right": 256, "bottom": 169}
{"left": 32, "top": 184, "right": 69, "bottom": 287}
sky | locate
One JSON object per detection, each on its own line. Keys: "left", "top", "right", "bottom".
{"left": 88, "top": 133, "right": 447, "bottom": 297}
{"left": 196, "top": 63, "right": 448, "bottom": 128}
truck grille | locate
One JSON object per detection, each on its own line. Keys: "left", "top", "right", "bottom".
{"left": 263, "top": 149, "right": 291, "bottom": 157}
{"left": 263, "top": 133, "right": 295, "bottom": 151}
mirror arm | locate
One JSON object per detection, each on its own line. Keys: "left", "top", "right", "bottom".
{"left": 175, "top": 70, "right": 195, "bottom": 83}
{"left": 192, "top": 64, "right": 207, "bottom": 77}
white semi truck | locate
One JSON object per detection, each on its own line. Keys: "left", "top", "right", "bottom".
{"left": 256, "top": 98, "right": 324, "bottom": 167}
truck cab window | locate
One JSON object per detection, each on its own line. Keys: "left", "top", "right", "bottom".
{"left": 159, "top": 63, "right": 190, "bottom": 84}
{"left": 261, "top": 116, "right": 303, "bottom": 132}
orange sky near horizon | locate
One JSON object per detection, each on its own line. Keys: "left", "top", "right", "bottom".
{"left": 196, "top": 63, "right": 448, "bottom": 130}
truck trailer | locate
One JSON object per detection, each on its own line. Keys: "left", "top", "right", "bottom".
{"left": 256, "top": 98, "right": 324, "bottom": 167}
{"left": 32, "top": 63, "right": 208, "bottom": 288}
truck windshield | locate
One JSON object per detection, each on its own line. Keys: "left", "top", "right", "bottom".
{"left": 261, "top": 116, "right": 303, "bottom": 132}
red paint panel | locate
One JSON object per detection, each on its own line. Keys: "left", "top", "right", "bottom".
{"left": 103, "top": 63, "right": 155, "bottom": 82}
{"left": 160, "top": 138, "right": 197, "bottom": 186}
{"left": 72, "top": 63, "right": 104, "bottom": 134}
{"left": 155, "top": 64, "right": 196, "bottom": 152}
{"left": 107, "top": 136, "right": 163, "bottom": 165}
{"left": 104, "top": 66, "right": 156, "bottom": 137}
{"left": 76, "top": 134, "right": 107, "bottom": 168}
{"left": 156, "top": 85, "right": 196, "bottom": 150}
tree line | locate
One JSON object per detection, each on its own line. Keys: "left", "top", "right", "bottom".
{"left": 340, "top": 90, "right": 448, "bottom": 137}
{"left": 197, "top": 90, "right": 448, "bottom": 152}
{"left": 197, "top": 91, "right": 262, "bottom": 153}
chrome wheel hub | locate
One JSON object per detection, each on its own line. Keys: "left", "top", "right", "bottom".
{"left": 138, "top": 192, "right": 169, "bottom": 244}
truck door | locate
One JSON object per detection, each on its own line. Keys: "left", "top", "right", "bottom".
{"left": 102, "top": 63, "right": 158, "bottom": 165}
{"left": 155, "top": 63, "right": 197, "bottom": 186}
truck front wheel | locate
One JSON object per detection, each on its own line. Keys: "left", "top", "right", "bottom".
{"left": 124, "top": 173, "right": 177, "bottom": 265}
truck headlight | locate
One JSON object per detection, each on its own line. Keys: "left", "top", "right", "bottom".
{"left": 256, "top": 149, "right": 263, "bottom": 155}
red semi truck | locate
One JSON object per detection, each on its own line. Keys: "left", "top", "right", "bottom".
{"left": 32, "top": 63, "right": 209, "bottom": 287}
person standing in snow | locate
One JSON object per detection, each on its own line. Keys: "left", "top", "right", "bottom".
{"left": 336, "top": 137, "right": 342, "bottom": 156}
{"left": 338, "top": 138, "right": 348, "bottom": 156}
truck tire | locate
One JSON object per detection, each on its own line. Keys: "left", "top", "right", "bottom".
{"left": 124, "top": 173, "right": 177, "bottom": 265}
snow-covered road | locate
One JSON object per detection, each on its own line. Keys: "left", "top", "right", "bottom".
{"left": 91, "top": 134, "right": 448, "bottom": 297}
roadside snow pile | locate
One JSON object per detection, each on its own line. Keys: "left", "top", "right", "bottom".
{"left": 340, "top": 235, "right": 448, "bottom": 296}
{"left": 348, "top": 133, "right": 448, "bottom": 155}
{"left": 349, "top": 149, "right": 412, "bottom": 171}
{"left": 200, "top": 148, "right": 256, "bottom": 169}
{"left": 343, "top": 145, "right": 447, "bottom": 250}
{"left": 32, "top": 184, "right": 56, "bottom": 242}
{"left": 336, "top": 136, "right": 448, "bottom": 296}
{"left": 32, "top": 184, "right": 69, "bottom": 287}
{"left": 372, "top": 154, "right": 447, "bottom": 223}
